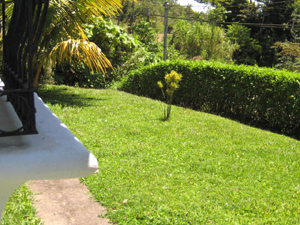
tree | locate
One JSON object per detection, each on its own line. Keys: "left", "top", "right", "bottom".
{"left": 267, "top": 1, "right": 300, "bottom": 72}
{"left": 288, "top": 0, "right": 300, "bottom": 41}
{"left": 226, "top": 24, "right": 261, "bottom": 65}
{"left": 171, "top": 20, "right": 238, "bottom": 63}
{"left": 196, "top": 0, "right": 257, "bottom": 23}
{"left": 37, "top": 0, "right": 126, "bottom": 86}
{"left": 271, "top": 41, "right": 300, "bottom": 72}
{"left": 198, "top": 0, "right": 297, "bottom": 67}
{"left": 255, "top": 0, "right": 296, "bottom": 66}
{"left": 117, "top": 0, "right": 193, "bottom": 33}
{"left": 4, "top": 0, "right": 124, "bottom": 86}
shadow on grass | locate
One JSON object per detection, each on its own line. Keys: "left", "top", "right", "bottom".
{"left": 37, "top": 87, "right": 105, "bottom": 108}
{"left": 217, "top": 112, "right": 300, "bottom": 141}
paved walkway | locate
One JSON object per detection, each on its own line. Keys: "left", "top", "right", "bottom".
{"left": 29, "top": 179, "right": 110, "bottom": 225}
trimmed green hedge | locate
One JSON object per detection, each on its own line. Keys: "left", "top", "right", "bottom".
{"left": 119, "top": 60, "right": 300, "bottom": 138}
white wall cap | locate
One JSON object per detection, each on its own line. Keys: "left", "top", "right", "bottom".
{"left": 0, "top": 93, "right": 98, "bottom": 181}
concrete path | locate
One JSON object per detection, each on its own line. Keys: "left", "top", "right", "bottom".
{"left": 29, "top": 179, "right": 110, "bottom": 225}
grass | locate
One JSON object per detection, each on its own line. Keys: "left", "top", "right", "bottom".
{"left": 36, "top": 85, "right": 300, "bottom": 224}
{"left": 0, "top": 184, "right": 42, "bottom": 225}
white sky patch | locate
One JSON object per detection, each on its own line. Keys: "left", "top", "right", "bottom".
{"left": 177, "top": 0, "right": 261, "bottom": 13}
{"left": 176, "top": 0, "right": 214, "bottom": 13}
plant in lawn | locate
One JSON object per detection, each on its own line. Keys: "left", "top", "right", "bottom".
{"left": 157, "top": 70, "right": 182, "bottom": 120}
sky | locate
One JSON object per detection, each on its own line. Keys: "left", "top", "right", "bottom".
{"left": 176, "top": 0, "right": 214, "bottom": 13}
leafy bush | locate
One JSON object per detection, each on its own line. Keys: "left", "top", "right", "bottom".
{"left": 53, "top": 63, "right": 107, "bottom": 88}
{"left": 53, "top": 19, "right": 165, "bottom": 88}
{"left": 171, "top": 21, "right": 238, "bottom": 63}
{"left": 85, "top": 18, "right": 139, "bottom": 67}
{"left": 132, "top": 21, "right": 159, "bottom": 52}
{"left": 226, "top": 24, "right": 262, "bottom": 65}
{"left": 272, "top": 41, "right": 300, "bottom": 72}
{"left": 119, "top": 60, "right": 300, "bottom": 138}
{"left": 51, "top": 19, "right": 138, "bottom": 88}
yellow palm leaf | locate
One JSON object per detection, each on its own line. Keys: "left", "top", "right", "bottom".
{"left": 49, "top": 39, "right": 112, "bottom": 74}
{"left": 10, "top": 0, "right": 128, "bottom": 86}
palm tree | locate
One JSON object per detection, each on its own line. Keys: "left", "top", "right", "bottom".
{"left": 32, "top": 0, "right": 124, "bottom": 86}
{"left": 2, "top": 0, "right": 124, "bottom": 86}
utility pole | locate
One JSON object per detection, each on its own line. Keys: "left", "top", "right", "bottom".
{"left": 118, "top": 0, "right": 124, "bottom": 26}
{"left": 147, "top": 8, "right": 150, "bottom": 22}
{"left": 163, "top": 1, "right": 169, "bottom": 60}
{"left": 131, "top": 0, "right": 135, "bottom": 25}
{"left": 2, "top": 0, "right": 6, "bottom": 58}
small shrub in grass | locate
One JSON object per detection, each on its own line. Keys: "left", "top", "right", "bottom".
{"left": 157, "top": 70, "right": 182, "bottom": 120}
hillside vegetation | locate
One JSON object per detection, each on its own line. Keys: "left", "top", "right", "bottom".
{"left": 119, "top": 60, "right": 300, "bottom": 139}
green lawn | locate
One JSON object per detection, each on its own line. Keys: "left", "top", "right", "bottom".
{"left": 36, "top": 85, "right": 300, "bottom": 224}
{"left": 0, "top": 185, "right": 42, "bottom": 225}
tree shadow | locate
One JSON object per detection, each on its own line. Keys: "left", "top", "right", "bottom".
{"left": 37, "top": 87, "right": 105, "bottom": 108}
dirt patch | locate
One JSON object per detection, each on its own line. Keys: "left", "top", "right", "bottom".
{"left": 29, "top": 179, "right": 110, "bottom": 225}
{"left": 157, "top": 34, "right": 164, "bottom": 42}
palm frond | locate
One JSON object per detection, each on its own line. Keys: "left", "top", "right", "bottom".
{"left": 3, "top": 0, "right": 123, "bottom": 86}
{"left": 49, "top": 39, "right": 113, "bottom": 73}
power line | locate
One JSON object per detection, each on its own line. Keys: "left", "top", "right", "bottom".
{"left": 123, "top": 1, "right": 298, "bottom": 30}
{"left": 150, "top": 14, "right": 300, "bottom": 29}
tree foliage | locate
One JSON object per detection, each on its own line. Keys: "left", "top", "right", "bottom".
{"left": 226, "top": 24, "right": 261, "bottom": 65}
{"left": 256, "top": 0, "right": 296, "bottom": 66}
{"left": 86, "top": 18, "right": 139, "bottom": 67}
{"left": 131, "top": 21, "right": 159, "bottom": 51}
{"left": 171, "top": 20, "right": 238, "bottom": 63}
{"left": 271, "top": 41, "right": 300, "bottom": 71}
{"left": 196, "top": 0, "right": 297, "bottom": 67}
{"left": 117, "top": 0, "right": 194, "bottom": 32}
{"left": 19, "top": 0, "right": 123, "bottom": 86}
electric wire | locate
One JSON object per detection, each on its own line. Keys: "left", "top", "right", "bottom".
{"left": 122, "top": 0, "right": 299, "bottom": 30}
{"left": 150, "top": 14, "right": 300, "bottom": 29}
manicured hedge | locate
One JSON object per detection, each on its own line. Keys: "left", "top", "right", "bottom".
{"left": 119, "top": 60, "right": 300, "bottom": 138}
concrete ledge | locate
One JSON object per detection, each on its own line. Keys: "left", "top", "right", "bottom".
{"left": 0, "top": 93, "right": 98, "bottom": 181}
{"left": 0, "top": 92, "right": 99, "bottom": 217}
